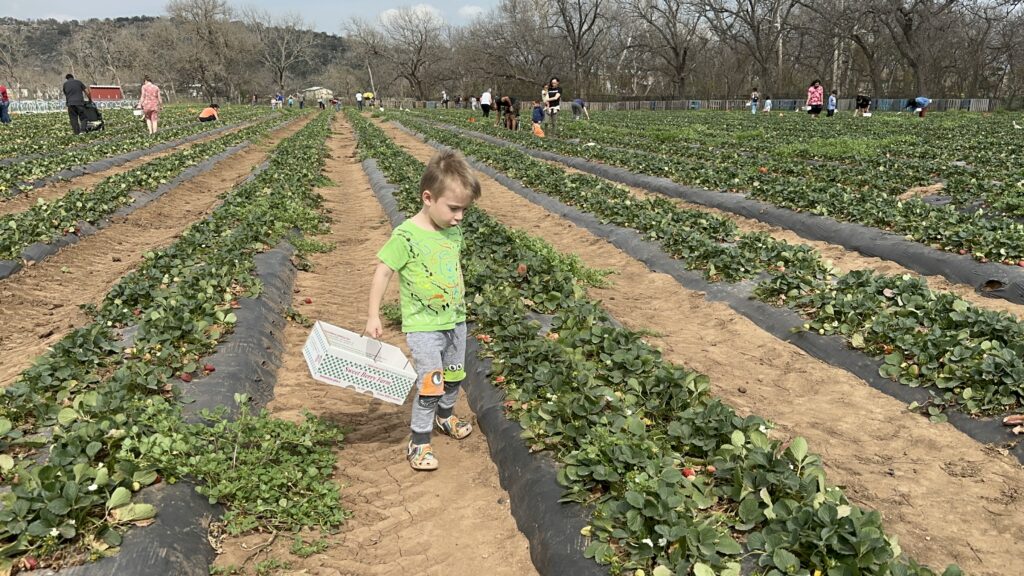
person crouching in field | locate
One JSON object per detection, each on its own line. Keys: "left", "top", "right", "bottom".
{"left": 855, "top": 93, "right": 871, "bottom": 116}
{"left": 365, "top": 150, "right": 481, "bottom": 471}
{"left": 198, "top": 104, "right": 219, "bottom": 122}
{"left": 904, "top": 97, "right": 932, "bottom": 117}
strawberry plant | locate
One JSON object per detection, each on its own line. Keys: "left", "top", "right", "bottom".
{"left": 420, "top": 109, "right": 1024, "bottom": 264}
{"left": 346, "top": 109, "right": 959, "bottom": 576}
{"left": 0, "top": 114, "right": 291, "bottom": 260}
{"left": 0, "top": 112, "right": 342, "bottom": 572}
{"left": 0, "top": 105, "right": 281, "bottom": 197}
{"left": 394, "top": 114, "right": 1024, "bottom": 417}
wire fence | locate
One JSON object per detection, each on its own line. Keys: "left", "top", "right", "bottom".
{"left": 8, "top": 99, "right": 137, "bottom": 114}
{"left": 381, "top": 97, "right": 1008, "bottom": 113}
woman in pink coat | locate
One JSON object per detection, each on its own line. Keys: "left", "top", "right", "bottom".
{"left": 806, "top": 80, "right": 823, "bottom": 117}
{"left": 138, "top": 75, "right": 162, "bottom": 135}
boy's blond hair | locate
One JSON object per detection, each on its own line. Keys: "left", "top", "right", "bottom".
{"left": 420, "top": 150, "right": 481, "bottom": 200}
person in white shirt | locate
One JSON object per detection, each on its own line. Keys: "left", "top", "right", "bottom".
{"left": 480, "top": 89, "right": 493, "bottom": 117}
{"left": 355, "top": 92, "right": 364, "bottom": 110}
{"left": 763, "top": 96, "right": 772, "bottom": 113}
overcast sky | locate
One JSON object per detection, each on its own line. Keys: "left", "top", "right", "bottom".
{"left": 4, "top": 1, "right": 498, "bottom": 33}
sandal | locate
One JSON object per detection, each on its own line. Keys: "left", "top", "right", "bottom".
{"left": 407, "top": 442, "right": 438, "bottom": 471}
{"left": 435, "top": 415, "right": 473, "bottom": 440}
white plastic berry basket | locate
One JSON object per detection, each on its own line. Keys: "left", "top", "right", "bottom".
{"left": 302, "top": 321, "right": 416, "bottom": 405}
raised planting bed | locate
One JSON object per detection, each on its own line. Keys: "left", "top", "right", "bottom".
{"left": 345, "top": 109, "right": 959, "bottom": 576}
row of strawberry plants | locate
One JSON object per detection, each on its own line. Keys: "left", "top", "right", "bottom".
{"left": 559, "top": 110, "right": 1019, "bottom": 177}
{"left": 0, "top": 110, "right": 146, "bottom": 158}
{"left": 548, "top": 118, "right": 1007, "bottom": 211}
{"left": 0, "top": 112, "right": 343, "bottom": 572}
{"left": 426, "top": 109, "right": 1024, "bottom": 256}
{"left": 441, "top": 108, "right": 1020, "bottom": 202}
{"left": 0, "top": 107, "right": 213, "bottom": 161}
{"left": 0, "top": 113, "right": 290, "bottom": 260}
{"left": 0, "top": 107, "right": 278, "bottom": 197}
{"left": 393, "top": 114, "right": 1024, "bottom": 417}
{"left": 347, "top": 110, "right": 957, "bottom": 576}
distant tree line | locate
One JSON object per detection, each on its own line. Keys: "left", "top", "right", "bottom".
{"left": 2, "top": 0, "right": 1022, "bottom": 106}
{"left": 347, "top": 0, "right": 1024, "bottom": 104}
{"left": 0, "top": 2, "right": 354, "bottom": 103}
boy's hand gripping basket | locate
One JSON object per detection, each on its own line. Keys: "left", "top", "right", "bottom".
{"left": 303, "top": 321, "right": 416, "bottom": 405}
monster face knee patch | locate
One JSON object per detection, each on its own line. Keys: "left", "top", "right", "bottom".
{"left": 444, "top": 363, "right": 466, "bottom": 383}
{"left": 420, "top": 369, "right": 445, "bottom": 396}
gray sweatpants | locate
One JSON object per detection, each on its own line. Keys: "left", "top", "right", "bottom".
{"left": 406, "top": 322, "right": 467, "bottom": 444}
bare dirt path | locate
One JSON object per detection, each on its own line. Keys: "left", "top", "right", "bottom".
{"left": 212, "top": 116, "right": 538, "bottom": 576}
{"left": 377, "top": 119, "right": 1024, "bottom": 576}
{"left": 0, "top": 117, "right": 311, "bottom": 389}
{"left": 0, "top": 124, "right": 249, "bottom": 217}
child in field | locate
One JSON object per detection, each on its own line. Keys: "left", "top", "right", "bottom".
{"left": 365, "top": 150, "right": 482, "bottom": 471}
{"left": 763, "top": 96, "right": 772, "bottom": 113}
{"left": 827, "top": 90, "right": 837, "bottom": 117}
{"left": 531, "top": 100, "right": 545, "bottom": 136}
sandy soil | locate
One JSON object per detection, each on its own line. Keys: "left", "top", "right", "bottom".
{"left": 0, "top": 117, "right": 311, "bottom": 389}
{"left": 211, "top": 117, "right": 538, "bottom": 576}
{"left": 0, "top": 124, "right": 250, "bottom": 217}
{"left": 377, "top": 119, "right": 1024, "bottom": 576}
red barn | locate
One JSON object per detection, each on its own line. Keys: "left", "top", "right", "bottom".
{"left": 89, "top": 85, "right": 124, "bottom": 101}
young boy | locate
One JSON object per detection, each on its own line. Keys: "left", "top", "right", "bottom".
{"left": 827, "top": 90, "right": 838, "bottom": 117}
{"left": 531, "top": 100, "right": 545, "bottom": 136}
{"left": 365, "top": 150, "right": 482, "bottom": 471}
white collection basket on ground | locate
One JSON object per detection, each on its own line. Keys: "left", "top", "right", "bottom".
{"left": 302, "top": 321, "right": 416, "bottom": 405}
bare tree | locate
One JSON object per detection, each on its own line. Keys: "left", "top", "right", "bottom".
{"left": 552, "top": 0, "right": 607, "bottom": 93}
{"left": 875, "top": 0, "right": 961, "bottom": 95}
{"left": 702, "top": 0, "right": 800, "bottom": 95}
{"left": 346, "top": 7, "right": 448, "bottom": 100}
{"left": 621, "top": 0, "right": 707, "bottom": 97}
{"left": 243, "top": 10, "right": 319, "bottom": 92}
{"left": 165, "top": 0, "right": 236, "bottom": 99}
{"left": 0, "top": 22, "right": 29, "bottom": 87}
{"left": 458, "top": 0, "right": 560, "bottom": 87}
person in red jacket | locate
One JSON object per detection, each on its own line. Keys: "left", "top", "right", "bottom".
{"left": 0, "top": 84, "right": 11, "bottom": 125}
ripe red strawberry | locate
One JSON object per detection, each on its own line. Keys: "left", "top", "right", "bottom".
{"left": 516, "top": 263, "right": 528, "bottom": 275}
{"left": 1018, "top": 261, "right": 1024, "bottom": 267}
{"left": 180, "top": 372, "right": 193, "bottom": 383}
{"left": 203, "top": 364, "right": 215, "bottom": 373}
{"left": 958, "top": 249, "right": 968, "bottom": 255}
{"left": 682, "top": 467, "right": 696, "bottom": 478}
{"left": 304, "top": 297, "right": 313, "bottom": 304}
{"left": 23, "top": 556, "right": 38, "bottom": 570}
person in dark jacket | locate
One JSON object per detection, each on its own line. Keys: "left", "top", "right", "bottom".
{"left": 62, "top": 74, "right": 91, "bottom": 134}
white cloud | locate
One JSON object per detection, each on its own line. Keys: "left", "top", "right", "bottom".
{"left": 379, "top": 4, "right": 443, "bottom": 25}
{"left": 458, "top": 5, "right": 485, "bottom": 20}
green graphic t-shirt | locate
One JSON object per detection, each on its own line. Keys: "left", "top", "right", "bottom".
{"left": 377, "top": 219, "right": 466, "bottom": 332}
